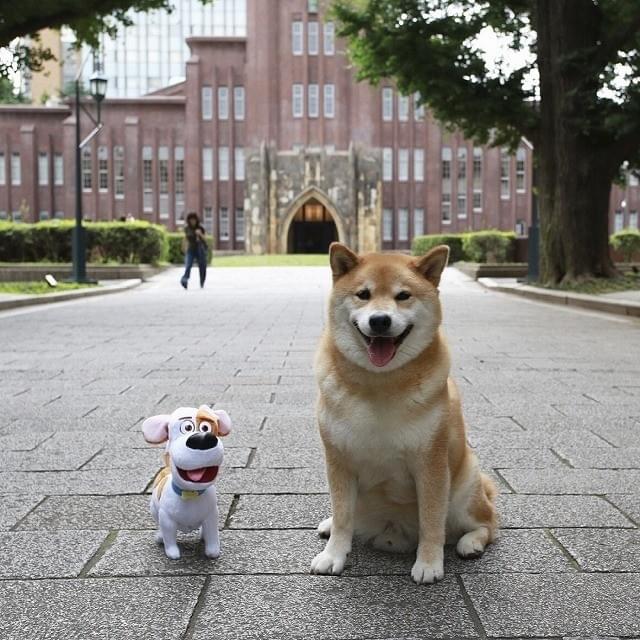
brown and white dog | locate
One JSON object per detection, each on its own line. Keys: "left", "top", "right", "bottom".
{"left": 310, "top": 243, "right": 497, "bottom": 584}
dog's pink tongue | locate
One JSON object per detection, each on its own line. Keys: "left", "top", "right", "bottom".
{"left": 367, "top": 337, "right": 396, "bottom": 367}
{"left": 185, "top": 468, "right": 207, "bottom": 482}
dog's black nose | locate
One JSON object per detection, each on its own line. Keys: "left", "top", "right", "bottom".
{"left": 186, "top": 432, "right": 218, "bottom": 450}
{"left": 369, "top": 313, "right": 392, "bottom": 333}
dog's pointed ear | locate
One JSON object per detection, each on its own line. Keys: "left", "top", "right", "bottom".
{"left": 142, "top": 414, "right": 171, "bottom": 444}
{"left": 412, "top": 245, "right": 449, "bottom": 288}
{"left": 212, "top": 409, "right": 232, "bottom": 437}
{"left": 329, "top": 242, "right": 359, "bottom": 281}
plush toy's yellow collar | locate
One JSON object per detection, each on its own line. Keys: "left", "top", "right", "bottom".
{"left": 171, "top": 480, "right": 205, "bottom": 500}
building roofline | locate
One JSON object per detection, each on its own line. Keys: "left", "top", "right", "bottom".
{"left": 0, "top": 105, "right": 70, "bottom": 114}
{"left": 186, "top": 36, "right": 246, "bottom": 44}
{"left": 104, "top": 96, "right": 186, "bottom": 105}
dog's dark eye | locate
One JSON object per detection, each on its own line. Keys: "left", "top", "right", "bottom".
{"left": 180, "top": 421, "right": 195, "bottom": 434}
{"left": 355, "top": 289, "right": 371, "bottom": 300}
{"left": 200, "top": 423, "right": 210, "bottom": 433}
{"left": 395, "top": 291, "right": 412, "bottom": 301}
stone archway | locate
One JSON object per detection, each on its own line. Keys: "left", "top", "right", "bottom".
{"left": 280, "top": 187, "right": 346, "bottom": 254}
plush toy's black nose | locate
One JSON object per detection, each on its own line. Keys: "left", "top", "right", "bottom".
{"left": 186, "top": 432, "right": 218, "bottom": 450}
{"left": 369, "top": 313, "right": 392, "bottom": 333}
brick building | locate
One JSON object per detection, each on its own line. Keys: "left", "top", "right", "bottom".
{"left": 1, "top": 0, "right": 638, "bottom": 254}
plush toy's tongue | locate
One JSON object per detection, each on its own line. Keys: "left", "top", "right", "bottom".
{"left": 185, "top": 468, "right": 207, "bottom": 482}
{"left": 367, "top": 337, "right": 396, "bottom": 367}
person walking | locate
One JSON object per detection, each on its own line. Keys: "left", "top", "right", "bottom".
{"left": 180, "top": 212, "right": 208, "bottom": 289}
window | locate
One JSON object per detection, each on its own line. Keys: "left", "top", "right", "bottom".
{"left": 382, "top": 208, "right": 393, "bottom": 242}
{"left": 516, "top": 147, "right": 526, "bottom": 192}
{"left": 472, "top": 147, "right": 483, "bottom": 211}
{"left": 308, "top": 84, "right": 319, "bottom": 118}
{"left": 234, "top": 87, "right": 245, "bottom": 120}
{"left": 383, "top": 147, "right": 393, "bottom": 181}
{"left": 202, "top": 147, "right": 214, "bottom": 181}
{"left": 159, "top": 146, "right": 169, "bottom": 219}
{"left": 218, "top": 146, "right": 229, "bottom": 180}
{"left": 219, "top": 207, "right": 230, "bottom": 240}
{"left": 398, "top": 149, "right": 409, "bottom": 182}
{"left": 414, "top": 149, "right": 424, "bottom": 182}
{"left": 308, "top": 21, "right": 319, "bottom": 55}
{"left": 629, "top": 210, "right": 639, "bottom": 230}
{"left": 515, "top": 219, "right": 527, "bottom": 236}
{"left": 11, "top": 152, "right": 21, "bottom": 186}
{"left": 414, "top": 93, "right": 425, "bottom": 121}
{"left": 175, "top": 146, "right": 185, "bottom": 222}
{"left": 398, "top": 95, "right": 409, "bottom": 122}
{"left": 629, "top": 172, "right": 639, "bottom": 187}
{"left": 324, "top": 84, "right": 335, "bottom": 118}
{"left": 203, "top": 206, "right": 214, "bottom": 234}
{"left": 500, "top": 148, "right": 510, "bottom": 199}
{"left": 324, "top": 22, "right": 335, "bottom": 55}
{"left": 54, "top": 210, "right": 64, "bottom": 219}
{"left": 142, "top": 146, "right": 153, "bottom": 211}
{"left": 614, "top": 210, "right": 624, "bottom": 232}
{"left": 81, "top": 148, "right": 91, "bottom": 191}
{"left": 0, "top": 210, "right": 6, "bottom": 220}
{"left": 398, "top": 208, "right": 409, "bottom": 241}
{"left": 0, "top": 152, "right": 5, "bottom": 185}
{"left": 413, "top": 208, "right": 425, "bottom": 237}
{"left": 441, "top": 147, "right": 452, "bottom": 223}
{"left": 54, "top": 153, "right": 64, "bottom": 186}
{"left": 235, "top": 208, "right": 245, "bottom": 242}
{"left": 113, "top": 146, "right": 124, "bottom": 198}
{"left": 38, "top": 152, "right": 49, "bottom": 186}
{"left": 98, "top": 146, "right": 108, "bottom": 192}
{"left": 292, "top": 84, "right": 304, "bottom": 118}
{"left": 292, "top": 21, "right": 303, "bottom": 55}
{"left": 202, "top": 86, "right": 213, "bottom": 120}
{"left": 235, "top": 147, "right": 245, "bottom": 181}
{"left": 382, "top": 87, "right": 393, "bottom": 121}
{"left": 308, "top": 0, "right": 319, "bottom": 11}
{"left": 39, "top": 210, "right": 49, "bottom": 221}
{"left": 12, "top": 210, "right": 21, "bottom": 222}
{"left": 218, "top": 87, "right": 229, "bottom": 120}
{"left": 457, "top": 147, "right": 467, "bottom": 218}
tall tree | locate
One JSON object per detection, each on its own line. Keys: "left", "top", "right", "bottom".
{"left": 334, "top": 0, "right": 640, "bottom": 284}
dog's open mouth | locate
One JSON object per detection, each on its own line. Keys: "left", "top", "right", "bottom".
{"left": 177, "top": 466, "right": 219, "bottom": 483}
{"left": 354, "top": 323, "right": 413, "bottom": 367}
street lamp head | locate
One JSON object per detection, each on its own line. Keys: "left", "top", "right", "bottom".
{"left": 89, "top": 71, "right": 108, "bottom": 103}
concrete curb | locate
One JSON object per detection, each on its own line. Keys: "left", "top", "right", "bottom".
{"left": 0, "top": 279, "right": 142, "bottom": 312}
{"left": 476, "top": 276, "right": 640, "bottom": 318}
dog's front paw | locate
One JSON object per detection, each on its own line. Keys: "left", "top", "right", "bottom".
{"left": 164, "top": 545, "right": 181, "bottom": 560}
{"left": 411, "top": 558, "right": 444, "bottom": 584}
{"left": 310, "top": 549, "right": 347, "bottom": 575}
{"left": 205, "top": 545, "right": 220, "bottom": 559}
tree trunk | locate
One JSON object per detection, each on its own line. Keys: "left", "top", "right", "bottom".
{"left": 536, "top": 0, "right": 618, "bottom": 285}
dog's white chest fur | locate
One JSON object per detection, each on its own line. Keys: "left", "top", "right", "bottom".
{"left": 153, "top": 479, "right": 217, "bottom": 532}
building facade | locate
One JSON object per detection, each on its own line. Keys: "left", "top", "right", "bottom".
{"left": 1, "top": 0, "right": 638, "bottom": 255}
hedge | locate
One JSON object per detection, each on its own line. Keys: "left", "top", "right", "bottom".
{"left": 610, "top": 229, "right": 640, "bottom": 262}
{"left": 0, "top": 221, "right": 168, "bottom": 264}
{"left": 167, "top": 232, "right": 214, "bottom": 264}
{"left": 412, "top": 230, "right": 516, "bottom": 263}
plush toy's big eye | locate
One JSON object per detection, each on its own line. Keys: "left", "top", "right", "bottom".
{"left": 180, "top": 421, "right": 195, "bottom": 434}
{"left": 200, "top": 422, "right": 211, "bottom": 433}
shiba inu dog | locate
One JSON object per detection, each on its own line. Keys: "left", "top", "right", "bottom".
{"left": 311, "top": 243, "right": 497, "bottom": 584}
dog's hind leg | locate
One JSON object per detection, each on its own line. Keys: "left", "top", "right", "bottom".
{"left": 317, "top": 516, "right": 332, "bottom": 538}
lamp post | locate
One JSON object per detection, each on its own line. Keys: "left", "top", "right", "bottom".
{"left": 71, "top": 60, "right": 107, "bottom": 283}
{"left": 523, "top": 138, "right": 539, "bottom": 283}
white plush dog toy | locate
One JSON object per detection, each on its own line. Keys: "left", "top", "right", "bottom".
{"left": 142, "top": 405, "right": 231, "bottom": 559}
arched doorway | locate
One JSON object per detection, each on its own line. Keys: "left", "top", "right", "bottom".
{"left": 286, "top": 197, "right": 339, "bottom": 253}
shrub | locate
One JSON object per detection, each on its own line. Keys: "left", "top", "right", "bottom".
{"left": 610, "top": 229, "right": 640, "bottom": 262}
{"left": 412, "top": 234, "right": 466, "bottom": 263}
{"left": 167, "top": 232, "right": 186, "bottom": 264}
{"left": 462, "top": 230, "right": 516, "bottom": 263}
{"left": 0, "top": 221, "right": 168, "bottom": 264}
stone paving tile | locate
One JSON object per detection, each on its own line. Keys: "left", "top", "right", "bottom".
{"left": 552, "top": 528, "right": 640, "bottom": 572}
{"left": 229, "top": 494, "right": 331, "bottom": 529}
{"left": 0, "top": 530, "right": 107, "bottom": 578}
{"left": 0, "top": 442, "right": 101, "bottom": 471}
{"left": 499, "top": 468, "right": 640, "bottom": 494}
{"left": 496, "top": 494, "right": 635, "bottom": 528}
{"left": 216, "top": 467, "right": 328, "bottom": 494}
{"left": 553, "top": 447, "right": 640, "bottom": 469}
{"left": 0, "top": 576, "right": 204, "bottom": 640}
{"left": 190, "top": 574, "right": 478, "bottom": 639}
{"left": 0, "top": 430, "right": 53, "bottom": 451}
{"left": 462, "top": 573, "right": 640, "bottom": 637}
{"left": 0, "top": 494, "right": 44, "bottom": 530}
{"left": 467, "top": 429, "right": 611, "bottom": 450}
{"left": 476, "top": 447, "right": 565, "bottom": 469}
{"left": 252, "top": 446, "right": 324, "bottom": 468}
{"left": 606, "top": 494, "right": 640, "bottom": 524}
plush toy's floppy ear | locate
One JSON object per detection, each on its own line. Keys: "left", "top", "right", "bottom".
{"left": 142, "top": 414, "right": 171, "bottom": 444}
{"left": 329, "top": 242, "right": 359, "bottom": 281}
{"left": 212, "top": 409, "right": 232, "bottom": 436}
{"left": 412, "top": 245, "right": 450, "bottom": 288}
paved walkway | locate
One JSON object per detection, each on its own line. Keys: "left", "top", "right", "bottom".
{"left": 1, "top": 265, "right": 639, "bottom": 639}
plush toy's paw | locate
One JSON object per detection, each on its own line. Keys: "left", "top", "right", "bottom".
{"left": 310, "top": 549, "right": 347, "bottom": 575}
{"left": 164, "top": 545, "right": 181, "bottom": 560}
{"left": 411, "top": 557, "right": 444, "bottom": 584}
{"left": 205, "top": 545, "right": 220, "bottom": 559}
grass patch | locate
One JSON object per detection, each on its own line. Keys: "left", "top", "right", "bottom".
{"left": 0, "top": 281, "right": 97, "bottom": 295}
{"left": 536, "top": 273, "right": 640, "bottom": 295}
{"left": 211, "top": 254, "right": 329, "bottom": 267}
